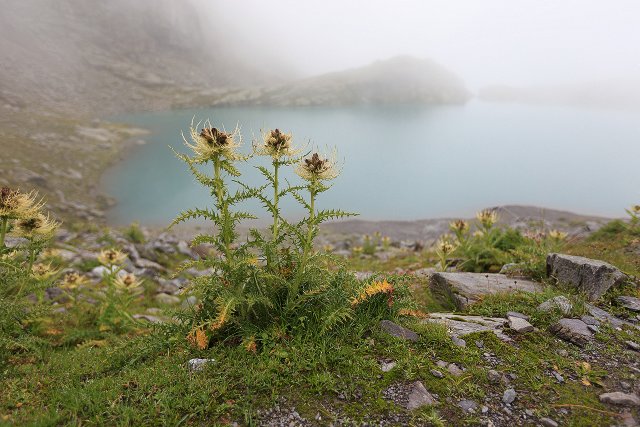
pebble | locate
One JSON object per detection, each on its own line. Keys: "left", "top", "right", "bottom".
{"left": 430, "top": 369, "right": 444, "bottom": 379}
{"left": 452, "top": 336, "right": 467, "bottom": 347}
{"left": 458, "top": 399, "right": 477, "bottom": 413}
{"left": 539, "top": 417, "right": 559, "bottom": 427}
{"left": 488, "top": 369, "right": 501, "bottom": 384}
{"left": 447, "top": 363, "right": 464, "bottom": 377}
{"left": 187, "top": 358, "right": 215, "bottom": 372}
{"left": 502, "top": 388, "right": 517, "bottom": 404}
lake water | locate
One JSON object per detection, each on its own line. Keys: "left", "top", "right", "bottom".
{"left": 103, "top": 101, "right": 640, "bottom": 225}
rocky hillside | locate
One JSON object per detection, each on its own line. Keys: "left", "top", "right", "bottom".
{"left": 207, "top": 56, "right": 471, "bottom": 107}
{"left": 0, "top": 0, "right": 276, "bottom": 116}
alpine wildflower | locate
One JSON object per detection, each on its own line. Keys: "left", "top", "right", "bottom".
{"left": 351, "top": 280, "right": 394, "bottom": 306}
{"left": 183, "top": 118, "right": 243, "bottom": 163}
{"left": 13, "top": 213, "right": 59, "bottom": 240}
{"left": 295, "top": 151, "right": 340, "bottom": 182}
{"left": 254, "top": 128, "right": 299, "bottom": 158}
{"left": 31, "top": 263, "right": 57, "bottom": 281}
{"left": 548, "top": 229, "right": 568, "bottom": 241}
{"left": 114, "top": 273, "right": 143, "bottom": 292}
{"left": 476, "top": 209, "right": 498, "bottom": 229}
{"left": 59, "top": 272, "right": 89, "bottom": 290}
{"left": 97, "top": 248, "right": 127, "bottom": 266}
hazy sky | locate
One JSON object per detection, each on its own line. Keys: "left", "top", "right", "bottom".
{"left": 198, "top": 0, "right": 640, "bottom": 89}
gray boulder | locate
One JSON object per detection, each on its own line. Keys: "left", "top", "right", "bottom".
{"left": 549, "top": 318, "right": 593, "bottom": 347}
{"left": 380, "top": 320, "right": 419, "bottom": 342}
{"left": 538, "top": 296, "right": 573, "bottom": 315}
{"left": 423, "top": 313, "right": 511, "bottom": 342}
{"left": 429, "top": 272, "right": 542, "bottom": 309}
{"left": 547, "top": 253, "right": 627, "bottom": 300}
{"left": 508, "top": 316, "right": 534, "bottom": 333}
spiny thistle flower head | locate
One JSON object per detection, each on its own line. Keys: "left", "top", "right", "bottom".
{"left": 254, "top": 128, "right": 299, "bottom": 158}
{"left": 14, "top": 213, "right": 58, "bottom": 239}
{"left": 60, "top": 271, "right": 89, "bottom": 290}
{"left": 523, "top": 230, "right": 544, "bottom": 243}
{"left": 31, "top": 263, "right": 57, "bottom": 280}
{"left": 97, "top": 248, "right": 127, "bottom": 266}
{"left": 0, "top": 187, "right": 44, "bottom": 219}
{"left": 183, "top": 118, "right": 243, "bottom": 162}
{"left": 548, "top": 229, "right": 568, "bottom": 240}
{"left": 295, "top": 150, "right": 340, "bottom": 181}
{"left": 114, "top": 273, "right": 142, "bottom": 291}
{"left": 436, "top": 235, "right": 456, "bottom": 255}
{"left": 476, "top": 209, "right": 498, "bottom": 229}
{"left": 351, "top": 280, "right": 394, "bottom": 306}
{"left": 631, "top": 205, "right": 640, "bottom": 215}
{"left": 449, "top": 219, "right": 470, "bottom": 235}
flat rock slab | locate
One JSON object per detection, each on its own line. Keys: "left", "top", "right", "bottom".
{"left": 618, "top": 296, "right": 640, "bottom": 312}
{"left": 585, "top": 303, "right": 636, "bottom": 329}
{"left": 538, "top": 296, "right": 573, "bottom": 315}
{"left": 549, "top": 318, "right": 593, "bottom": 347}
{"left": 429, "top": 272, "right": 543, "bottom": 309}
{"left": 423, "top": 313, "right": 511, "bottom": 341}
{"left": 547, "top": 253, "right": 627, "bottom": 301}
{"left": 508, "top": 316, "right": 534, "bottom": 333}
{"left": 380, "top": 320, "right": 419, "bottom": 342}
{"left": 599, "top": 392, "right": 640, "bottom": 406}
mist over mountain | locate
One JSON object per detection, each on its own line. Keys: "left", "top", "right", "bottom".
{"left": 0, "top": 0, "right": 283, "bottom": 115}
{"left": 209, "top": 56, "right": 470, "bottom": 107}
{"left": 479, "top": 80, "right": 640, "bottom": 110}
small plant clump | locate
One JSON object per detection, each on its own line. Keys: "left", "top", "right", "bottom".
{"left": 435, "top": 209, "right": 569, "bottom": 278}
{"left": 170, "top": 119, "right": 418, "bottom": 350}
{"left": 0, "top": 187, "right": 60, "bottom": 366}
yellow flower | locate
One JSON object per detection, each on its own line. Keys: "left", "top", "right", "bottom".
{"left": 295, "top": 150, "right": 340, "bottom": 181}
{"left": 449, "top": 219, "right": 470, "bottom": 235}
{"left": 183, "top": 118, "right": 243, "bottom": 162}
{"left": 244, "top": 336, "right": 257, "bottom": 353}
{"left": 187, "top": 327, "right": 208, "bottom": 350}
{"left": 476, "top": 209, "right": 498, "bottom": 229}
{"left": 114, "top": 273, "right": 142, "bottom": 291}
{"left": 254, "top": 128, "right": 299, "bottom": 158}
{"left": 398, "top": 308, "right": 428, "bottom": 318}
{"left": 31, "top": 263, "right": 57, "bottom": 280}
{"left": 13, "top": 213, "right": 59, "bottom": 240}
{"left": 351, "top": 280, "right": 394, "bottom": 306}
{"left": 548, "top": 229, "right": 568, "bottom": 240}
{"left": 97, "top": 248, "right": 127, "bottom": 266}
{"left": 0, "top": 187, "right": 43, "bottom": 219}
{"left": 436, "top": 235, "right": 456, "bottom": 255}
{"left": 60, "top": 272, "right": 89, "bottom": 290}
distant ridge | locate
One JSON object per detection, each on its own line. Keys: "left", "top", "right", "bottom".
{"left": 208, "top": 56, "right": 471, "bottom": 107}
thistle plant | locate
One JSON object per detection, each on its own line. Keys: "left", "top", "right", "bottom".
{"left": 93, "top": 248, "right": 143, "bottom": 331}
{"left": 289, "top": 149, "right": 356, "bottom": 301}
{"left": 251, "top": 128, "right": 303, "bottom": 270}
{"left": 435, "top": 234, "right": 456, "bottom": 271}
{"left": 626, "top": 205, "right": 640, "bottom": 232}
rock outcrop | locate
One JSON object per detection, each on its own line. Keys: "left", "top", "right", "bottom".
{"left": 547, "top": 253, "right": 627, "bottom": 300}
{"left": 429, "top": 272, "right": 543, "bottom": 309}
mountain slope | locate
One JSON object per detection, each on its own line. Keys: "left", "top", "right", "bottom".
{"left": 210, "top": 56, "right": 470, "bottom": 107}
{"left": 0, "top": 0, "right": 276, "bottom": 115}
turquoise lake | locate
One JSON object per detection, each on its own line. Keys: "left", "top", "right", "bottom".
{"left": 103, "top": 101, "right": 640, "bottom": 225}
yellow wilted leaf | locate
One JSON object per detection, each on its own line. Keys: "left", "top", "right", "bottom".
{"left": 552, "top": 365, "right": 559, "bottom": 371}
{"left": 581, "top": 377, "right": 592, "bottom": 386}
{"left": 581, "top": 361, "right": 591, "bottom": 372}
{"left": 99, "top": 325, "right": 111, "bottom": 332}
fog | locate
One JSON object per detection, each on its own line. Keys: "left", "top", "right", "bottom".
{"left": 195, "top": 0, "right": 640, "bottom": 90}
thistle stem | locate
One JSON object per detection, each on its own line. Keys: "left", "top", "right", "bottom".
{"left": 272, "top": 160, "right": 280, "bottom": 242}
{"left": 0, "top": 217, "right": 7, "bottom": 248}
{"left": 213, "top": 158, "right": 232, "bottom": 263}
{"left": 289, "top": 183, "right": 317, "bottom": 305}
